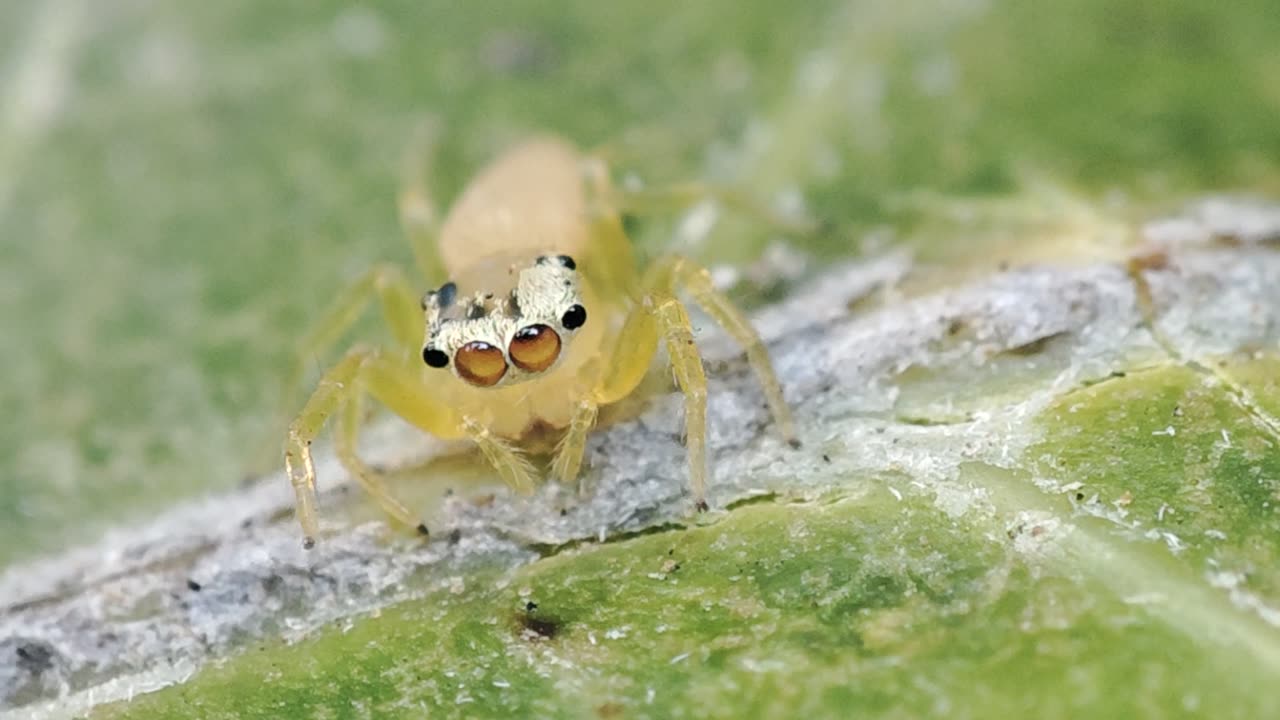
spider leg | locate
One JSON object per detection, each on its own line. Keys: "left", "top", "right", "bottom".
{"left": 285, "top": 349, "right": 365, "bottom": 548}
{"left": 332, "top": 354, "right": 540, "bottom": 511}
{"left": 550, "top": 399, "right": 599, "bottom": 496}
{"left": 284, "top": 347, "right": 463, "bottom": 548}
{"left": 365, "top": 358, "right": 537, "bottom": 496}
{"left": 648, "top": 292, "right": 711, "bottom": 510}
{"left": 559, "top": 252, "right": 796, "bottom": 510}
{"left": 275, "top": 262, "right": 423, "bottom": 440}
{"left": 462, "top": 418, "right": 538, "bottom": 495}
{"left": 558, "top": 283, "right": 709, "bottom": 509}
{"left": 647, "top": 255, "right": 798, "bottom": 446}
{"left": 335, "top": 383, "right": 423, "bottom": 534}
{"left": 270, "top": 122, "right": 445, "bottom": 473}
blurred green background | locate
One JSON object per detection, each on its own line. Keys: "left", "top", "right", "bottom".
{"left": 3, "top": 0, "right": 1280, "bottom": 568}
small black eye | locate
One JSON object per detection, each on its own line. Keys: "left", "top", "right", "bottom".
{"left": 536, "top": 255, "right": 576, "bottom": 270}
{"left": 561, "top": 304, "right": 586, "bottom": 330}
{"left": 436, "top": 282, "right": 457, "bottom": 308}
{"left": 423, "top": 347, "right": 449, "bottom": 368}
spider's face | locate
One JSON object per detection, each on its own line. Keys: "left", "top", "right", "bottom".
{"left": 420, "top": 254, "right": 588, "bottom": 388}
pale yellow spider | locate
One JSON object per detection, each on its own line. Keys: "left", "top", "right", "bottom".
{"left": 284, "top": 134, "right": 799, "bottom": 548}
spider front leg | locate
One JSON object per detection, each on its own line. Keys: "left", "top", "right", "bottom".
{"left": 329, "top": 354, "right": 539, "bottom": 507}
{"left": 279, "top": 121, "right": 448, "bottom": 425}
{"left": 285, "top": 349, "right": 366, "bottom": 548}
{"left": 462, "top": 417, "right": 538, "bottom": 495}
{"left": 647, "top": 255, "right": 798, "bottom": 446}
{"left": 555, "top": 254, "right": 798, "bottom": 510}
{"left": 285, "top": 347, "right": 464, "bottom": 548}
{"left": 335, "top": 382, "right": 424, "bottom": 535}
{"left": 276, "top": 263, "right": 423, "bottom": 442}
{"left": 553, "top": 286, "right": 711, "bottom": 510}
{"left": 550, "top": 398, "right": 600, "bottom": 495}
{"left": 650, "top": 293, "right": 711, "bottom": 509}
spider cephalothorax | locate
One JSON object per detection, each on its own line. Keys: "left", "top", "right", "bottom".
{"left": 420, "top": 254, "right": 588, "bottom": 387}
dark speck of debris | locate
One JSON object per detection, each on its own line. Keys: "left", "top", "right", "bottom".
{"left": 518, "top": 608, "right": 560, "bottom": 640}
{"left": 822, "top": 454, "right": 831, "bottom": 463}
{"left": 1076, "top": 492, "right": 1086, "bottom": 501}
{"left": 416, "top": 523, "right": 431, "bottom": 537}
{"left": 186, "top": 579, "right": 202, "bottom": 592}
{"left": 447, "top": 528, "right": 462, "bottom": 545}
{"left": 525, "top": 601, "right": 538, "bottom": 612}
{"left": 788, "top": 438, "right": 802, "bottom": 449}
{"left": 15, "top": 642, "right": 56, "bottom": 674}
{"left": 1109, "top": 370, "right": 1127, "bottom": 378}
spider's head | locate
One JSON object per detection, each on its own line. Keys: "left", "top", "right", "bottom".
{"left": 420, "top": 254, "right": 588, "bottom": 388}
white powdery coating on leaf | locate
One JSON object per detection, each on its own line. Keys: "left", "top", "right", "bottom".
{"left": 1143, "top": 247, "right": 1280, "bottom": 359}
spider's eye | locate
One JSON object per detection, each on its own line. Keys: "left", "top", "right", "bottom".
{"left": 561, "top": 304, "right": 586, "bottom": 330}
{"left": 436, "top": 281, "right": 457, "bottom": 307}
{"left": 423, "top": 347, "right": 449, "bottom": 368}
{"left": 509, "top": 324, "right": 561, "bottom": 372}
{"left": 536, "top": 254, "right": 576, "bottom": 270}
{"left": 455, "top": 342, "right": 507, "bottom": 386}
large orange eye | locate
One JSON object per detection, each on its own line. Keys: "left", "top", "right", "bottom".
{"left": 454, "top": 342, "right": 507, "bottom": 387}
{"left": 508, "top": 324, "right": 561, "bottom": 372}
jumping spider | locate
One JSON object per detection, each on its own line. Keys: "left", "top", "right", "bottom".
{"left": 284, "top": 135, "right": 799, "bottom": 548}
